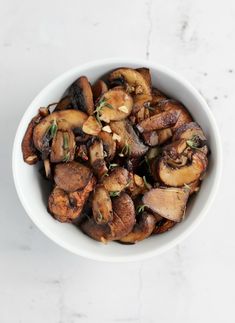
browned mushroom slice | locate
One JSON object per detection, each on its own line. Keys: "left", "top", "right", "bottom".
{"left": 119, "top": 212, "right": 156, "bottom": 243}
{"left": 163, "top": 139, "right": 187, "bottom": 158}
{"left": 108, "top": 68, "right": 152, "bottom": 114}
{"left": 153, "top": 218, "right": 176, "bottom": 234}
{"left": 142, "top": 131, "right": 159, "bottom": 146}
{"left": 54, "top": 161, "right": 92, "bottom": 192}
{"left": 33, "top": 109, "right": 88, "bottom": 151}
{"left": 136, "top": 110, "right": 180, "bottom": 133}
{"left": 54, "top": 96, "right": 73, "bottom": 111}
{"left": 143, "top": 187, "right": 190, "bottom": 222}
{"left": 98, "top": 131, "right": 116, "bottom": 161}
{"left": 92, "top": 79, "right": 108, "bottom": 101}
{"left": 50, "top": 130, "right": 75, "bottom": 163}
{"left": 110, "top": 120, "right": 148, "bottom": 157}
{"left": 22, "top": 113, "right": 41, "bottom": 165}
{"left": 151, "top": 88, "right": 168, "bottom": 106}
{"left": 127, "top": 173, "right": 148, "bottom": 198}
{"left": 157, "top": 128, "right": 172, "bottom": 144}
{"left": 173, "top": 122, "right": 206, "bottom": 141}
{"left": 92, "top": 185, "right": 113, "bottom": 224}
{"left": 76, "top": 144, "right": 89, "bottom": 161}
{"left": 89, "top": 139, "right": 108, "bottom": 178}
{"left": 82, "top": 116, "right": 102, "bottom": 135}
{"left": 158, "top": 100, "right": 192, "bottom": 131}
{"left": 97, "top": 89, "right": 133, "bottom": 123}
{"left": 108, "top": 193, "right": 136, "bottom": 240}
{"left": 48, "top": 176, "right": 96, "bottom": 222}
{"left": 158, "top": 151, "right": 208, "bottom": 187}
{"left": 69, "top": 76, "right": 94, "bottom": 115}
{"left": 136, "top": 68, "right": 152, "bottom": 87}
{"left": 80, "top": 216, "right": 111, "bottom": 242}
{"left": 186, "top": 180, "right": 200, "bottom": 195}
{"left": 102, "top": 167, "right": 130, "bottom": 193}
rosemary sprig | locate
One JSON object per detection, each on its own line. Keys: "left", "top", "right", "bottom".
{"left": 63, "top": 133, "right": 69, "bottom": 150}
{"left": 63, "top": 152, "right": 70, "bottom": 162}
{"left": 109, "top": 191, "right": 120, "bottom": 197}
{"left": 119, "top": 142, "right": 131, "bottom": 157}
{"left": 48, "top": 120, "right": 58, "bottom": 139}
{"left": 136, "top": 204, "right": 147, "bottom": 214}
{"left": 186, "top": 135, "right": 200, "bottom": 149}
{"left": 93, "top": 97, "right": 113, "bottom": 124}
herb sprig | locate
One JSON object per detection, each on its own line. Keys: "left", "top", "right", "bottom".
{"left": 93, "top": 97, "right": 113, "bottom": 125}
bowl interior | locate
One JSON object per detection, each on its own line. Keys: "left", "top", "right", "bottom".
{"left": 13, "top": 59, "right": 221, "bottom": 261}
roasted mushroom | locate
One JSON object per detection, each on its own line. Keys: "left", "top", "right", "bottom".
{"left": 151, "top": 88, "right": 168, "bottom": 106}
{"left": 158, "top": 151, "right": 208, "bottom": 186}
{"left": 153, "top": 218, "right": 176, "bottom": 234}
{"left": 92, "top": 185, "right": 113, "bottom": 224}
{"left": 33, "top": 109, "right": 88, "bottom": 152}
{"left": 108, "top": 68, "right": 152, "bottom": 114}
{"left": 54, "top": 161, "right": 92, "bottom": 192}
{"left": 96, "top": 89, "right": 133, "bottom": 123}
{"left": 102, "top": 167, "right": 130, "bottom": 193}
{"left": 50, "top": 130, "right": 75, "bottom": 163}
{"left": 109, "top": 193, "right": 136, "bottom": 240}
{"left": 136, "top": 110, "right": 180, "bottom": 133}
{"left": 136, "top": 68, "right": 152, "bottom": 87}
{"left": 142, "top": 131, "right": 159, "bottom": 146}
{"left": 54, "top": 96, "right": 73, "bottom": 111}
{"left": 82, "top": 116, "right": 102, "bottom": 136}
{"left": 143, "top": 187, "right": 190, "bottom": 222}
{"left": 92, "top": 79, "right": 108, "bottom": 101}
{"left": 110, "top": 120, "right": 148, "bottom": 157}
{"left": 98, "top": 131, "right": 116, "bottom": 161}
{"left": 89, "top": 139, "right": 108, "bottom": 178}
{"left": 21, "top": 113, "right": 42, "bottom": 164}
{"left": 80, "top": 216, "right": 111, "bottom": 243}
{"left": 119, "top": 212, "right": 156, "bottom": 243}
{"left": 48, "top": 176, "right": 96, "bottom": 222}
{"left": 69, "top": 76, "right": 94, "bottom": 115}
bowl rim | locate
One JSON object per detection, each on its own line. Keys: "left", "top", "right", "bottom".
{"left": 12, "top": 57, "right": 223, "bottom": 262}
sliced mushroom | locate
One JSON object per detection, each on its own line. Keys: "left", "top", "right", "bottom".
{"left": 142, "top": 131, "right": 159, "bottom": 146}
{"left": 173, "top": 122, "right": 206, "bottom": 141}
{"left": 136, "top": 110, "right": 180, "bottom": 133}
{"left": 153, "top": 218, "right": 176, "bottom": 234}
{"left": 186, "top": 180, "right": 200, "bottom": 195}
{"left": 157, "top": 128, "right": 172, "bottom": 144}
{"left": 48, "top": 176, "right": 96, "bottom": 222}
{"left": 127, "top": 173, "right": 147, "bottom": 198}
{"left": 151, "top": 88, "right": 168, "bottom": 106}
{"left": 136, "top": 68, "right": 152, "bottom": 87}
{"left": 76, "top": 144, "right": 89, "bottom": 161}
{"left": 22, "top": 113, "right": 41, "bottom": 165}
{"left": 98, "top": 131, "right": 116, "bottom": 161}
{"left": 143, "top": 187, "right": 190, "bottom": 222}
{"left": 158, "top": 151, "right": 208, "bottom": 186}
{"left": 109, "top": 193, "right": 136, "bottom": 240}
{"left": 69, "top": 76, "right": 94, "bottom": 115}
{"left": 50, "top": 130, "right": 75, "bottom": 163}
{"left": 33, "top": 109, "right": 88, "bottom": 151}
{"left": 54, "top": 161, "right": 92, "bottom": 192}
{"left": 54, "top": 96, "right": 73, "bottom": 111}
{"left": 110, "top": 120, "right": 148, "bottom": 157}
{"left": 92, "top": 79, "right": 108, "bottom": 101}
{"left": 102, "top": 167, "right": 130, "bottom": 193}
{"left": 158, "top": 100, "right": 192, "bottom": 131}
{"left": 92, "top": 185, "right": 113, "bottom": 224}
{"left": 163, "top": 139, "right": 188, "bottom": 159}
{"left": 89, "top": 139, "right": 108, "bottom": 178}
{"left": 97, "top": 89, "right": 133, "bottom": 123}
{"left": 82, "top": 116, "right": 102, "bottom": 136}
{"left": 119, "top": 212, "right": 156, "bottom": 243}
{"left": 80, "top": 216, "right": 111, "bottom": 242}
{"left": 108, "top": 68, "right": 152, "bottom": 114}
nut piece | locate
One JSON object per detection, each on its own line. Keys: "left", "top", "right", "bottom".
{"left": 54, "top": 161, "right": 92, "bottom": 192}
{"left": 82, "top": 116, "right": 102, "bottom": 135}
{"left": 92, "top": 185, "right": 113, "bottom": 224}
{"left": 143, "top": 187, "right": 190, "bottom": 222}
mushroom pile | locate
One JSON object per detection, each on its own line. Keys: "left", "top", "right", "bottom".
{"left": 21, "top": 67, "right": 209, "bottom": 244}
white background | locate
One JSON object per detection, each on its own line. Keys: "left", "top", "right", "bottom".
{"left": 0, "top": 0, "right": 234, "bottom": 322}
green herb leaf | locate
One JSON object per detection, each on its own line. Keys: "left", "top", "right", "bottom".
{"left": 49, "top": 120, "right": 58, "bottom": 139}
{"left": 186, "top": 135, "right": 200, "bottom": 149}
{"left": 143, "top": 176, "right": 152, "bottom": 190}
{"left": 97, "top": 210, "right": 103, "bottom": 222}
{"left": 119, "top": 141, "right": 131, "bottom": 157}
{"left": 108, "top": 163, "right": 119, "bottom": 170}
{"left": 136, "top": 204, "right": 147, "bottom": 214}
{"left": 109, "top": 191, "right": 120, "bottom": 197}
{"left": 63, "top": 152, "right": 70, "bottom": 162}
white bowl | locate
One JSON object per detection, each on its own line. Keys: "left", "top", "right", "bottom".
{"left": 12, "top": 58, "right": 222, "bottom": 262}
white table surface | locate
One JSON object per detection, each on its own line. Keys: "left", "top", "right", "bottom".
{"left": 0, "top": 0, "right": 234, "bottom": 322}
